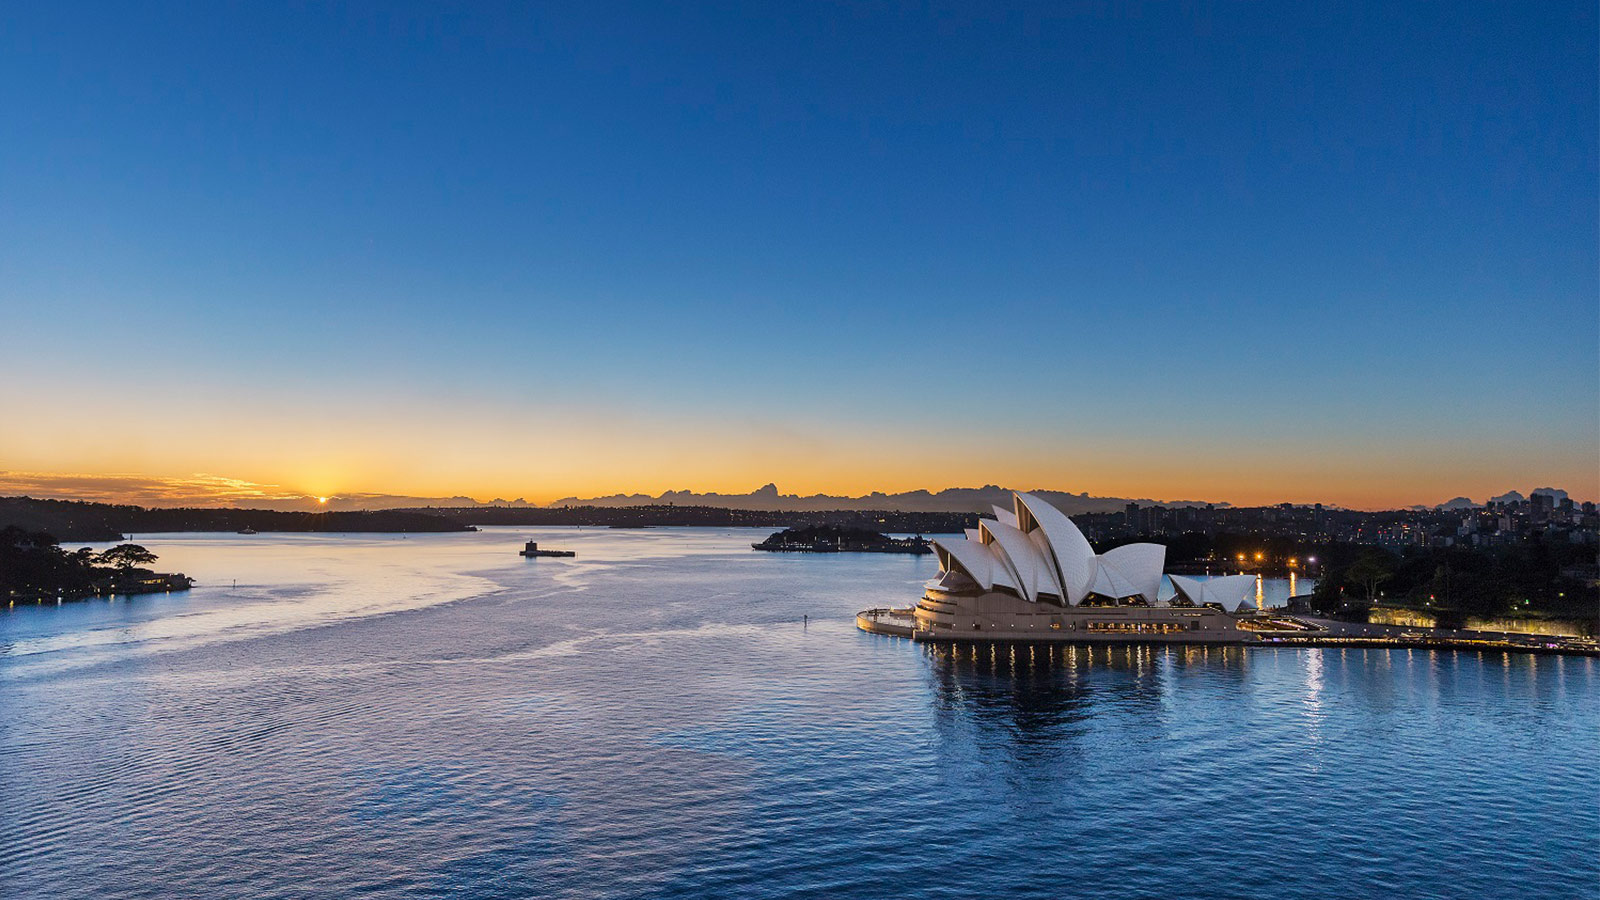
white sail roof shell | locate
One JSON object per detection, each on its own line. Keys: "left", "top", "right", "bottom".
{"left": 1223, "top": 574, "right": 1265, "bottom": 612}
{"left": 1091, "top": 562, "right": 1139, "bottom": 599}
{"left": 1014, "top": 491, "right": 1097, "bottom": 604}
{"left": 1027, "top": 529, "right": 1062, "bottom": 600}
{"left": 1207, "top": 574, "right": 1259, "bottom": 610}
{"left": 979, "top": 519, "right": 1062, "bottom": 603}
{"left": 1167, "top": 574, "right": 1205, "bottom": 605}
{"left": 1169, "top": 573, "right": 1258, "bottom": 610}
{"left": 990, "top": 505, "right": 1020, "bottom": 529}
{"left": 933, "top": 537, "right": 1015, "bottom": 593}
{"left": 1100, "top": 543, "right": 1166, "bottom": 603}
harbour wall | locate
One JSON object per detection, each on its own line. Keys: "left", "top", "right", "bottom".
{"left": 1368, "top": 606, "right": 1596, "bottom": 638}
{"left": 1463, "top": 615, "right": 1596, "bottom": 638}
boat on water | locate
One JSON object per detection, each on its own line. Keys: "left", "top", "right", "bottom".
{"left": 858, "top": 491, "right": 1259, "bottom": 645}
{"left": 237, "top": 527, "right": 257, "bottom": 535}
{"left": 519, "top": 540, "right": 575, "bottom": 558}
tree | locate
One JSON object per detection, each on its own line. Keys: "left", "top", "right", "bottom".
{"left": 1346, "top": 550, "right": 1395, "bottom": 602}
{"left": 97, "top": 544, "right": 157, "bottom": 572}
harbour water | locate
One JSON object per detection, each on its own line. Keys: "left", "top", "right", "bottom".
{"left": 2, "top": 528, "right": 1595, "bottom": 899}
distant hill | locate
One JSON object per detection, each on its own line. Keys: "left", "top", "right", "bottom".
{"left": 1482, "top": 488, "right": 1577, "bottom": 506}
{"left": 547, "top": 483, "right": 1226, "bottom": 515}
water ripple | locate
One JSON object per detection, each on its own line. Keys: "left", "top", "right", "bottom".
{"left": 1, "top": 528, "right": 1595, "bottom": 900}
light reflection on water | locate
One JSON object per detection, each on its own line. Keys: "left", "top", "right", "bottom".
{"left": 0, "top": 528, "right": 1594, "bottom": 900}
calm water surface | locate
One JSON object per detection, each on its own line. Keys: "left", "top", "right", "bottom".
{"left": 1, "top": 528, "right": 1595, "bottom": 899}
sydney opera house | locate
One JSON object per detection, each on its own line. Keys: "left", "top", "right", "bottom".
{"left": 857, "top": 491, "right": 1259, "bottom": 644}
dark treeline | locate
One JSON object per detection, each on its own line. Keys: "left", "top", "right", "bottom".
{"left": 752, "top": 525, "right": 932, "bottom": 553}
{"left": 1100, "top": 531, "right": 1596, "bottom": 622}
{"left": 410, "top": 505, "right": 980, "bottom": 533}
{"left": 0, "top": 497, "right": 473, "bottom": 541}
{"left": 1308, "top": 537, "right": 1598, "bottom": 623}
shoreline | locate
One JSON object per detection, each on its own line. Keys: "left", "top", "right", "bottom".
{"left": 6, "top": 572, "right": 195, "bottom": 608}
{"left": 857, "top": 608, "right": 1600, "bottom": 657}
{"left": 1250, "top": 634, "right": 1599, "bottom": 657}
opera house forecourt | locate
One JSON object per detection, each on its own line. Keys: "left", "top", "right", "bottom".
{"left": 858, "top": 491, "right": 1260, "bottom": 644}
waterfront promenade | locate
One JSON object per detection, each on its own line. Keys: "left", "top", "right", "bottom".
{"left": 857, "top": 607, "right": 1600, "bottom": 657}
{"left": 1270, "top": 616, "right": 1600, "bottom": 657}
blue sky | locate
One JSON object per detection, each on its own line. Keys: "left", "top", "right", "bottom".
{"left": 1, "top": 2, "right": 1595, "bottom": 507}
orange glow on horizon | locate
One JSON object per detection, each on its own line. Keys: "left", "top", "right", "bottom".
{"left": 0, "top": 465, "right": 1594, "bottom": 513}
{"left": 1, "top": 393, "right": 1593, "bottom": 512}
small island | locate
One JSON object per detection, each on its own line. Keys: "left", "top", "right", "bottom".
{"left": 3, "top": 526, "right": 194, "bottom": 604}
{"left": 752, "top": 525, "right": 931, "bottom": 554}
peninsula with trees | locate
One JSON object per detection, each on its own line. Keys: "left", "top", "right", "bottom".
{"left": 3, "top": 526, "right": 193, "bottom": 603}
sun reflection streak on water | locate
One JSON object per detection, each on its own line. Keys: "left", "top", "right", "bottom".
{"left": 0, "top": 536, "right": 503, "bottom": 679}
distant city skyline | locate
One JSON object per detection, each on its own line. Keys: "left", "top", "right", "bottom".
{"left": 2, "top": 4, "right": 1594, "bottom": 514}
